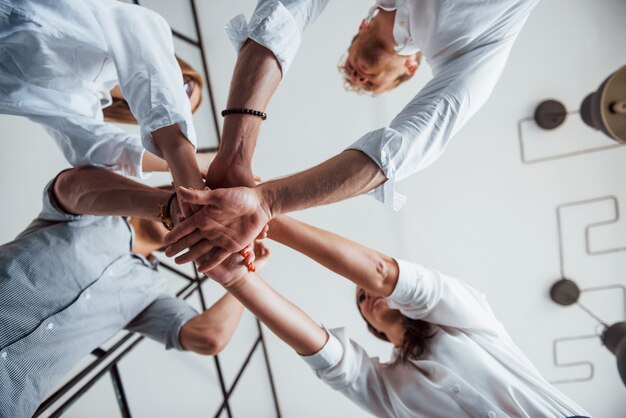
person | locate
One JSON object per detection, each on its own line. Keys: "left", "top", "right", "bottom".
{"left": 0, "top": 0, "right": 206, "bottom": 192}
{"left": 205, "top": 215, "right": 591, "bottom": 417}
{"left": 165, "top": 0, "right": 541, "bottom": 270}
{"left": 0, "top": 163, "right": 264, "bottom": 418}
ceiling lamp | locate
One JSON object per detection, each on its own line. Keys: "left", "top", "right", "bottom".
{"left": 550, "top": 278, "right": 626, "bottom": 386}
{"left": 534, "top": 64, "right": 626, "bottom": 143}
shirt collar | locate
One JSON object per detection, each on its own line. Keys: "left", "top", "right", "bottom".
{"left": 369, "top": 0, "right": 420, "bottom": 56}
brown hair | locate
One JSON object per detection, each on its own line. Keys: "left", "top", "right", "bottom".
{"left": 357, "top": 297, "right": 435, "bottom": 362}
{"left": 103, "top": 56, "right": 203, "bottom": 124}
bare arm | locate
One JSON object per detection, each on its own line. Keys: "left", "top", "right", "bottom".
{"left": 268, "top": 216, "right": 398, "bottom": 297}
{"left": 208, "top": 249, "right": 327, "bottom": 356}
{"left": 151, "top": 124, "right": 206, "bottom": 192}
{"left": 164, "top": 149, "right": 386, "bottom": 272}
{"left": 207, "top": 40, "right": 282, "bottom": 188}
{"left": 141, "top": 150, "right": 216, "bottom": 175}
{"left": 179, "top": 293, "right": 244, "bottom": 355}
{"left": 54, "top": 166, "right": 171, "bottom": 221}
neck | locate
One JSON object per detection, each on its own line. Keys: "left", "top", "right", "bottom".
{"left": 385, "top": 318, "right": 406, "bottom": 348}
{"left": 371, "top": 8, "right": 397, "bottom": 50}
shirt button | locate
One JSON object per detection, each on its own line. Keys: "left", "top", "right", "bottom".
{"left": 451, "top": 384, "right": 460, "bottom": 394}
{"left": 47, "top": 323, "right": 54, "bottom": 330}
{"left": 85, "top": 292, "right": 91, "bottom": 300}
{"left": 1, "top": 352, "right": 7, "bottom": 359}
{"left": 488, "top": 412, "right": 496, "bottom": 418}
{"left": 108, "top": 270, "right": 115, "bottom": 276}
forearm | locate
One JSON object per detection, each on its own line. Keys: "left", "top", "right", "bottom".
{"left": 219, "top": 40, "right": 281, "bottom": 166}
{"left": 269, "top": 216, "right": 398, "bottom": 296}
{"left": 151, "top": 124, "right": 205, "bottom": 190}
{"left": 226, "top": 273, "right": 327, "bottom": 356}
{"left": 141, "top": 151, "right": 168, "bottom": 172}
{"left": 142, "top": 150, "right": 216, "bottom": 175}
{"left": 54, "top": 167, "right": 170, "bottom": 221}
{"left": 260, "top": 150, "right": 386, "bottom": 217}
{"left": 180, "top": 293, "right": 244, "bottom": 354}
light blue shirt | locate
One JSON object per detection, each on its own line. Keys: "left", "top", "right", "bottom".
{"left": 0, "top": 179, "right": 196, "bottom": 418}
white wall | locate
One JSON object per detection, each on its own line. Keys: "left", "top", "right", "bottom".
{"left": 1, "top": 0, "right": 625, "bottom": 417}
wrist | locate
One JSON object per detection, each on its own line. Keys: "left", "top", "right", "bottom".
{"left": 256, "top": 183, "right": 276, "bottom": 220}
{"left": 222, "top": 271, "right": 251, "bottom": 291}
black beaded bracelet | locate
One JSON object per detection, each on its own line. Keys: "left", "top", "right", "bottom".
{"left": 221, "top": 108, "right": 267, "bottom": 120}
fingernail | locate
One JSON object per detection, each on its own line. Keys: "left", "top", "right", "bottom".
{"left": 242, "top": 251, "right": 250, "bottom": 258}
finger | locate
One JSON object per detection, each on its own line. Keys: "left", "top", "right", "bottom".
{"left": 177, "top": 186, "right": 214, "bottom": 205}
{"left": 175, "top": 239, "right": 215, "bottom": 264}
{"left": 164, "top": 230, "right": 203, "bottom": 256}
{"left": 164, "top": 213, "right": 200, "bottom": 245}
{"left": 196, "top": 248, "right": 231, "bottom": 273}
{"left": 180, "top": 199, "right": 194, "bottom": 219}
{"left": 239, "top": 243, "right": 253, "bottom": 259}
{"left": 255, "top": 224, "right": 269, "bottom": 240}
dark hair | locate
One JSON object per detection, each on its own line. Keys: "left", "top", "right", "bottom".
{"left": 357, "top": 297, "right": 435, "bottom": 362}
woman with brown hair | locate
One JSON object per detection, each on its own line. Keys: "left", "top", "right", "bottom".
{"left": 187, "top": 211, "right": 590, "bottom": 417}
{"left": 0, "top": 0, "right": 207, "bottom": 192}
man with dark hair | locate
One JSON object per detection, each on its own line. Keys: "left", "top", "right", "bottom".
{"left": 0, "top": 165, "right": 265, "bottom": 418}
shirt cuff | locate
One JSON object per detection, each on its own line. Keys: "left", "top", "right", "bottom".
{"left": 301, "top": 327, "right": 343, "bottom": 371}
{"left": 121, "top": 144, "right": 149, "bottom": 179}
{"left": 140, "top": 104, "right": 197, "bottom": 158}
{"left": 225, "top": 0, "right": 301, "bottom": 77}
{"left": 387, "top": 259, "right": 421, "bottom": 307}
{"left": 348, "top": 127, "right": 407, "bottom": 211}
{"left": 169, "top": 309, "right": 199, "bottom": 351}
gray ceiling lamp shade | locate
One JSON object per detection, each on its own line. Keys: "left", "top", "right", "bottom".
{"left": 580, "top": 65, "right": 626, "bottom": 143}
{"left": 601, "top": 322, "right": 626, "bottom": 386}
{"left": 550, "top": 278, "right": 626, "bottom": 387}
{"left": 533, "top": 64, "right": 626, "bottom": 143}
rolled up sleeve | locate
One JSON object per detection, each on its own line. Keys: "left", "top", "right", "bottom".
{"left": 349, "top": 37, "right": 520, "bottom": 210}
{"left": 32, "top": 114, "right": 147, "bottom": 179}
{"left": 226, "top": 0, "right": 329, "bottom": 77}
{"left": 388, "top": 259, "right": 504, "bottom": 335}
{"left": 94, "top": 3, "right": 197, "bottom": 157}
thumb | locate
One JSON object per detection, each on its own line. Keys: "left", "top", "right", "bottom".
{"left": 178, "top": 186, "right": 212, "bottom": 205}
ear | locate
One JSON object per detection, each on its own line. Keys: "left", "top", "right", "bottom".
{"left": 404, "top": 52, "right": 421, "bottom": 75}
{"left": 359, "top": 18, "right": 369, "bottom": 32}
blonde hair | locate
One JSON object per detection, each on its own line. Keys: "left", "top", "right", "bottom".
{"left": 103, "top": 56, "right": 203, "bottom": 124}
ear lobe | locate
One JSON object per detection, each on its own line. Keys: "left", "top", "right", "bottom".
{"left": 359, "top": 19, "right": 369, "bottom": 32}
{"left": 405, "top": 55, "right": 420, "bottom": 75}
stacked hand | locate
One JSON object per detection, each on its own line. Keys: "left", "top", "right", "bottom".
{"left": 164, "top": 172, "right": 271, "bottom": 273}
{"left": 208, "top": 240, "right": 271, "bottom": 288}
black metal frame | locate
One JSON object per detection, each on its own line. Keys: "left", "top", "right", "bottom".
{"left": 547, "top": 195, "right": 626, "bottom": 385}
{"left": 33, "top": 1, "right": 282, "bottom": 416}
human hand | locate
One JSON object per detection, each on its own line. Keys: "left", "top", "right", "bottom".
{"left": 164, "top": 185, "right": 272, "bottom": 272}
{"left": 207, "top": 240, "right": 271, "bottom": 288}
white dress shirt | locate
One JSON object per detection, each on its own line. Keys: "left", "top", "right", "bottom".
{"left": 226, "top": 0, "right": 538, "bottom": 209}
{"left": 0, "top": 0, "right": 196, "bottom": 177}
{"left": 302, "top": 260, "right": 590, "bottom": 418}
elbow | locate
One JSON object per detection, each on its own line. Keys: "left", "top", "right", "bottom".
{"left": 192, "top": 330, "right": 230, "bottom": 356}
{"left": 372, "top": 256, "right": 399, "bottom": 297}
{"left": 53, "top": 167, "right": 96, "bottom": 214}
